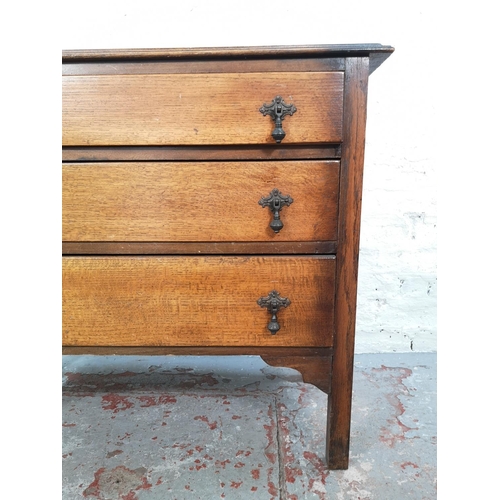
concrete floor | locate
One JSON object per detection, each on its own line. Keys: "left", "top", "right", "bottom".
{"left": 62, "top": 353, "right": 436, "bottom": 499}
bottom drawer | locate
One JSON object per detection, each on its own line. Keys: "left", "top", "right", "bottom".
{"left": 62, "top": 256, "right": 335, "bottom": 347}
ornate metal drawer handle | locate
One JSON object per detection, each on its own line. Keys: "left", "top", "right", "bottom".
{"left": 259, "top": 96, "right": 297, "bottom": 143}
{"left": 257, "top": 290, "right": 291, "bottom": 335}
{"left": 259, "top": 188, "right": 293, "bottom": 233}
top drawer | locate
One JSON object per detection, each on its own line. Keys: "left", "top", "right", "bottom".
{"left": 62, "top": 72, "right": 344, "bottom": 146}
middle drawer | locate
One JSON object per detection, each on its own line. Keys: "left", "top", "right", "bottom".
{"left": 63, "top": 160, "right": 340, "bottom": 242}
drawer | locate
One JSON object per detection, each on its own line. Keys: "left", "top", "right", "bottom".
{"left": 62, "top": 256, "right": 335, "bottom": 347}
{"left": 62, "top": 161, "right": 340, "bottom": 242}
{"left": 62, "top": 72, "right": 344, "bottom": 146}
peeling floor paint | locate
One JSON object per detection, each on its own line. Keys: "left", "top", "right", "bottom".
{"left": 63, "top": 353, "right": 436, "bottom": 499}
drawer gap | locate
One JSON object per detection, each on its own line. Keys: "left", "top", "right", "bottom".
{"left": 62, "top": 242, "right": 338, "bottom": 255}
{"left": 62, "top": 145, "right": 342, "bottom": 162}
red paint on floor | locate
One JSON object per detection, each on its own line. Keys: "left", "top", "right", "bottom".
{"left": 101, "top": 394, "right": 134, "bottom": 413}
{"left": 83, "top": 466, "right": 152, "bottom": 499}
{"left": 401, "top": 461, "right": 419, "bottom": 469}
{"left": 137, "top": 395, "right": 177, "bottom": 407}
{"left": 303, "top": 451, "right": 328, "bottom": 499}
{"left": 178, "top": 373, "right": 219, "bottom": 388}
{"left": 264, "top": 404, "right": 277, "bottom": 464}
{"left": 372, "top": 366, "right": 418, "bottom": 447}
{"left": 194, "top": 415, "right": 218, "bottom": 430}
{"left": 215, "top": 459, "right": 231, "bottom": 469}
{"left": 276, "top": 402, "right": 303, "bottom": 484}
{"left": 267, "top": 478, "right": 279, "bottom": 498}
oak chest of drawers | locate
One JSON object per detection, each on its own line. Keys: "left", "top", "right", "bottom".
{"left": 62, "top": 44, "right": 394, "bottom": 469}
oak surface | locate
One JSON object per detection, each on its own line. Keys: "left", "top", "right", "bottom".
{"left": 63, "top": 161, "right": 339, "bottom": 242}
{"left": 326, "top": 57, "right": 370, "bottom": 470}
{"left": 62, "top": 256, "right": 335, "bottom": 347}
{"left": 62, "top": 72, "right": 343, "bottom": 146}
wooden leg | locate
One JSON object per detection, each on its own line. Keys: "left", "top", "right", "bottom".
{"left": 264, "top": 352, "right": 353, "bottom": 469}
{"left": 325, "top": 56, "right": 370, "bottom": 470}
{"left": 325, "top": 374, "right": 353, "bottom": 469}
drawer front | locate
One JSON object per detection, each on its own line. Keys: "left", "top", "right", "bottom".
{"left": 62, "top": 161, "right": 339, "bottom": 242}
{"left": 62, "top": 72, "right": 343, "bottom": 146}
{"left": 62, "top": 256, "right": 335, "bottom": 347}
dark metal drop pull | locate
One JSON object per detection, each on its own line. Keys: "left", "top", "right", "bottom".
{"left": 258, "top": 189, "right": 293, "bottom": 233}
{"left": 257, "top": 290, "right": 291, "bottom": 335}
{"left": 259, "top": 96, "right": 297, "bottom": 143}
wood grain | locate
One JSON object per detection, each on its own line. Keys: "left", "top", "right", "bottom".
{"left": 62, "top": 161, "right": 340, "bottom": 242}
{"left": 62, "top": 72, "right": 344, "bottom": 146}
{"left": 326, "top": 57, "right": 370, "bottom": 470}
{"left": 62, "top": 256, "right": 335, "bottom": 347}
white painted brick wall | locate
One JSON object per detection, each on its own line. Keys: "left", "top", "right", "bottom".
{"left": 356, "top": 35, "right": 437, "bottom": 353}
{"left": 60, "top": 0, "right": 438, "bottom": 353}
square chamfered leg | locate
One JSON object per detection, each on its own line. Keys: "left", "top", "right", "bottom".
{"left": 326, "top": 56, "right": 370, "bottom": 470}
